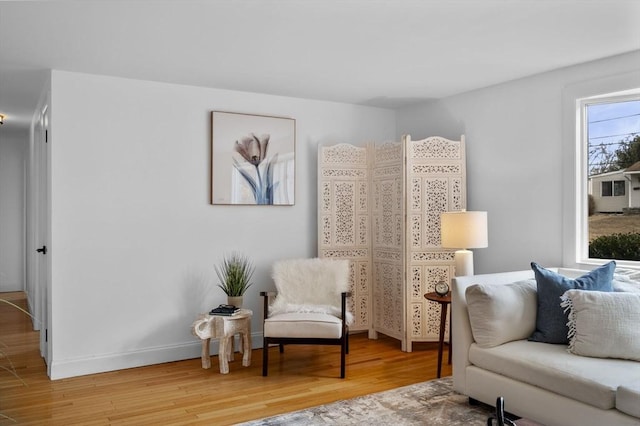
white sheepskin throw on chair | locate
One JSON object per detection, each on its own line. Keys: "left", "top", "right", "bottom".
{"left": 270, "top": 258, "right": 353, "bottom": 325}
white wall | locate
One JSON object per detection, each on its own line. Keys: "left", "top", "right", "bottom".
{"left": 0, "top": 127, "right": 27, "bottom": 292}
{"left": 45, "top": 53, "right": 639, "bottom": 378}
{"left": 49, "top": 70, "right": 395, "bottom": 378}
{"left": 397, "top": 51, "right": 640, "bottom": 274}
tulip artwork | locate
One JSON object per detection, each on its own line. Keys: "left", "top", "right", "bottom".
{"left": 210, "top": 111, "right": 295, "bottom": 205}
{"left": 233, "top": 133, "right": 279, "bottom": 204}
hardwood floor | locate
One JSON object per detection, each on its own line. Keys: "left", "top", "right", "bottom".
{"left": 0, "top": 292, "right": 451, "bottom": 425}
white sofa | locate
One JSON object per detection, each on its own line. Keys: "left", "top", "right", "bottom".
{"left": 452, "top": 268, "right": 640, "bottom": 426}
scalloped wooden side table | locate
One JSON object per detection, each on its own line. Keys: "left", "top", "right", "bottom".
{"left": 191, "top": 309, "right": 252, "bottom": 374}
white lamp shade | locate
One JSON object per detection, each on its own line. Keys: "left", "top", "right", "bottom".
{"left": 440, "top": 211, "right": 488, "bottom": 249}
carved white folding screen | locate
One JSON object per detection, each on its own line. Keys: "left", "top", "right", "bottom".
{"left": 371, "top": 141, "right": 404, "bottom": 344}
{"left": 404, "top": 135, "right": 465, "bottom": 351}
{"left": 318, "top": 143, "right": 372, "bottom": 333}
{"left": 318, "top": 135, "right": 466, "bottom": 350}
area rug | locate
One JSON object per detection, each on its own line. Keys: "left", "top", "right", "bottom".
{"left": 238, "top": 377, "right": 495, "bottom": 425}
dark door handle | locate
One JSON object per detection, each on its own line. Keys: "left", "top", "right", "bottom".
{"left": 36, "top": 246, "right": 47, "bottom": 255}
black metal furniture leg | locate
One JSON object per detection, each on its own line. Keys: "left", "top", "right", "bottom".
{"left": 262, "top": 338, "right": 268, "bottom": 376}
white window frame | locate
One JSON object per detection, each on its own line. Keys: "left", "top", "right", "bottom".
{"left": 562, "top": 70, "right": 640, "bottom": 270}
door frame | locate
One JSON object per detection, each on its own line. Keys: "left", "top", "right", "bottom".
{"left": 27, "top": 95, "right": 51, "bottom": 370}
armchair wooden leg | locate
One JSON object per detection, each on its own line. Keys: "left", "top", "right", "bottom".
{"left": 340, "top": 337, "right": 346, "bottom": 379}
{"left": 262, "top": 337, "right": 268, "bottom": 376}
{"left": 279, "top": 344, "right": 284, "bottom": 353}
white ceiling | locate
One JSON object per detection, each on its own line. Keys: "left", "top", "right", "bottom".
{"left": 1, "top": 0, "right": 639, "bottom": 131}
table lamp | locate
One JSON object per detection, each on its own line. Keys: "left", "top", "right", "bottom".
{"left": 440, "top": 210, "right": 488, "bottom": 276}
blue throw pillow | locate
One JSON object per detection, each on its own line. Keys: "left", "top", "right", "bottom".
{"left": 529, "top": 261, "right": 615, "bottom": 344}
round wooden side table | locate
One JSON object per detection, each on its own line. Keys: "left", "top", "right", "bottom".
{"left": 424, "top": 292, "right": 451, "bottom": 378}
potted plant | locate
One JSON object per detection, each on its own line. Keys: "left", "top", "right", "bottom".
{"left": 214, "top": 252, "right": 254, "bottom": 308}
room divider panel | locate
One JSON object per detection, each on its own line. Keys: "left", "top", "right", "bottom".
{"left": 318, "top": 135, "right": 466, "bottom": 351}
{"left": 318, "top": 143, "right": 373, "bottom": 335}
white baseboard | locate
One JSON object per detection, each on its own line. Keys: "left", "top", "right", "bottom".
{"left": 49, "top": 331, "right": 264, "bottom": 380}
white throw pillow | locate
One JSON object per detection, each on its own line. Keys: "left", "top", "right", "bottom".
{"left": 612, "top": 272, "right": 640, "bottom": 293}
{"left": 561, "top": 289, "right": 640, "bottom": 361}
{"left": 465, "top": 279, "right": 537, "bottom": 348}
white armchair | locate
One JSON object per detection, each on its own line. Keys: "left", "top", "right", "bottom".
{"left": 261, "top": 258, "right": 352, "bottom": 378}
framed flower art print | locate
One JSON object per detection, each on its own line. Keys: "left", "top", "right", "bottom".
{"left": 210, "top": 111, "right": 295, "bottom": 205}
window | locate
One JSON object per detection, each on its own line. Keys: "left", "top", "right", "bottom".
{"left": 581, "top": 94, "right": 640, "bottom": 263}
{"left": 563, "top": 71, "right": 639, "bottom": 269}
{"left": 600, "top": 180, "right": 626, "bottom": 197}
